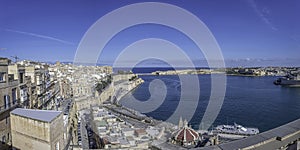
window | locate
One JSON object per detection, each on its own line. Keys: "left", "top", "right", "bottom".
{"left": 55, "top": 142, "right": 59, "bottom": 150}
{"left": 0, "top": 73, "right": 5, "bottom": 82}
{"left": 12, "top": 88, "right": 16, "bottom": 105}
{"left": 6, "top": 117, "right": 8, "bottom": 124}
{"left": 19, "top": 73, "right": 24, "bottom": 83}
{"left": 8, "top": 74, "right": 14, "bottom": 82}
{"left": 4, "top": 95, "right": 10, "bottom": 109}
{"left": 2, "top": 136, "right": 5, "bottom": 144}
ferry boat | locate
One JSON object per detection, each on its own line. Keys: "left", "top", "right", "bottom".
{"left": 274, "top": 74, "right": 300, "bottom": 87}
{"left": 214, "top": 123, "right": 259, "bottom": 136}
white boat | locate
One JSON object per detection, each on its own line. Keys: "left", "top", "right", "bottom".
{"left": 214, "top": 123, "right": 259, "bottom": 136}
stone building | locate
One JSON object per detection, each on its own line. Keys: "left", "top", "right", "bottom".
{"left": 25, "top": 65, "right": 38, "bottom": 108}
{"left": 8, "top": 64, "right": 28, "bottom": 108}
{"left": 171, "top": 118, "right": 201, "bottom": 147}
{"left": 10, "top": 108, "right": 66, "bottom": 150}
{"left": 0, "top": 58, "right": 66, "bottom": 149}
{"left": 59, "top": 78, "right": 72, "bottom": 99}
{"left": 35, "top": 66, "right": 48, "bottom": 108}
{"left": 0, "top": 58, "right": 19, "bottom": 149}
{"left": 25, "top": 64, "right": 58, "bottom": 109}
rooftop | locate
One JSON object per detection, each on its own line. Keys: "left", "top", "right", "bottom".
{"left": 11, "top": 108, "right": 62, "bottom": 122}
{"left": 95, "top": 120, "right": 108, "bottom": 127}
{"left": 0, "top": 57, "right": 11, "bottom": 65}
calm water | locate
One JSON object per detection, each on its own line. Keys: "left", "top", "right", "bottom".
{"left": 120, "top": 74, "right": 300, "bottom": 132}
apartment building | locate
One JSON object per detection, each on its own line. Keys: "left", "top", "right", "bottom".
{"left": 0, "top": 58, "right": 19, "bottom": 149}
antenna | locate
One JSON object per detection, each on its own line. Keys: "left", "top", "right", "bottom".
{"left": 10, "top": 55, "right": 20, "bottom": 63}
{"left": 227, "top": 116, "right": 228, "bottom": 125}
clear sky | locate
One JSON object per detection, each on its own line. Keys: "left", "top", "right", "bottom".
{"left": 0, "top": 0, "right": 299, "bottom": 66}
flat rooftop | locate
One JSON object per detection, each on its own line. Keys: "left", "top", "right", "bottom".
{"left": 11, "top": 108, "right": 62, "bottom": 122}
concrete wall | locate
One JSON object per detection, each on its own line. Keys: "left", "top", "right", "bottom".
{"left": 75, "top": 85, "right": 114, "bottom": 111}
{"left": 50, "top": 113, "right": 65, "bottom": 150}
{"left": 11, "top": 114, "right": 51, "bottom": 149}
{"left": 97, "top": 85, "right": 114, "bottom": 103}
{"left": 114, "top": 78, "right": 144, "bottom": 102}
{"left": 25, "top": 66, "right": 35, "bottom": 84}
{"left": 0, "top": 110, "right": 11, "bottom": 149}
{"left": 8, "top": 64, "right": 18, "bottom": 80}
{"left": 11, "top": 113, "right": 65, "bottom": 150}
{"left": 113, "top": 74, "right": 135, "bottom": 83}
{"left": 11, "top": 132, "right": 50, "bottom": 150}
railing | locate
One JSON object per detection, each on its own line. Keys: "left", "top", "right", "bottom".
{"left": 38, "top": 89, "right": 60, "bottom": 109}
{"left": 0, "top": 80, "right": 18, "bottom": 88}
{"left": 0, "top": 81, "right": 6, "bottom": 88}
{"left": 0, "top": 104, "right": 10, "bottom": 111}
{"left": 0, "top": 101, "right": 18, "bottom": 113}
{"left": 20, "top": 99, "right": 30, "bottom": 108}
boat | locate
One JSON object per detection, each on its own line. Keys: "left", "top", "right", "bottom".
{"left": 214, "top": 123, "right": 259, "bottom": 137}
{"left": 274, "top": 74, "right": 300, "bottom": 87}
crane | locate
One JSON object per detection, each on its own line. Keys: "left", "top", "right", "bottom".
{"left": 10, "top": 55, "right": 20, "bottom": 63}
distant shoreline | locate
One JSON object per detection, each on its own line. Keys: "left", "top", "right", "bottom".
{"left": 137, "top": 73, "right": 281, "bottom": 77}
{"left": 145, "top": 68, "right": 288, "bottom": 77}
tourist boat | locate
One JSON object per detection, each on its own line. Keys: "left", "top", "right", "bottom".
{"left": 214, "top": 123, "right": 259, "bottom": 136}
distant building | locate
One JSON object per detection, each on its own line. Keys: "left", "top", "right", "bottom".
{"left": 134, "top": 128, "right": 147, "bottom": 137}
{"left": 11, "top": 108, "right": 66, "bottom": 150}
{"left": 25, "top": 63, "right": 59, "bottom": 109}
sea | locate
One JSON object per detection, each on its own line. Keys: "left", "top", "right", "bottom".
{"left": 119, "top": 67, "right": 300, "bottom": 132}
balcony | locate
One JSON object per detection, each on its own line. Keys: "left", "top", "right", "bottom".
{"left": 38, "top": 89, "right": 60, "bottom": 109}
{"left": 0, "top": 100, "right": 18, "bottom": 114}
{"left": 18, "top": 81, "right": 27, "bottom": 87}
{"left": 8, "top": 80, "right": 18, "bottom": 86}
{"left": 20, "top": 99, "right": 30, "bottom": 108}
{"left": 0, "top": 81, "right": 7, "bottom": 88}
{"left": 0, "top": 80, "right": 18, "bottom": 89}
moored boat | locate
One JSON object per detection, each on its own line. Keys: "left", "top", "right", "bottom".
{"left": 214, "top": 123, "right": 259, "bottom": 136}
{"left": 274, "top": 74, "right": 300, "bottom": 87}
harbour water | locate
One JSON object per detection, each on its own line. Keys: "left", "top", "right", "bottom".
{"left": 119, "top": 69, "right": 300, "bottom": 132}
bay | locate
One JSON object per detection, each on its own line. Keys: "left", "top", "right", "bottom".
{"left": 119, "top": 73, "right": 300, "bottom": 132}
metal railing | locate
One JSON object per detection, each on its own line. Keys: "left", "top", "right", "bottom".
{"left": 0, "top": 80, "right": 19, "bottom": 88}
{"left": 0, "top": 100, "right": 18, "bottom": 113}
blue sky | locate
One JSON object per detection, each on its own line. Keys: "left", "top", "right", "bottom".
{"left": 0, "top": 0, "right": 299, "bottom": 66}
